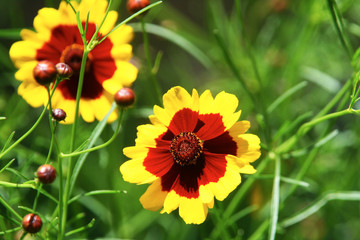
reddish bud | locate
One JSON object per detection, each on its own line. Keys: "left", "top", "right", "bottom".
{"left": 127, "top": 0, "right": 150, "bottom": 15}
{"left": 37, "top": 164, "right": 57, "bottom": 184}
{"left": 114, "top": 88, "right": 135, "bottom": 107}
{"left": 55, "top": 62, "right": 73, "bottom": 79}
{"left": 22, "top": 214, "right": 42, "bottom": 234}
{"left": 33, "top": 60, "right": 57, "bottom": 85}
{"left": 52, "top": 108, "right": 67, "bottom": 122}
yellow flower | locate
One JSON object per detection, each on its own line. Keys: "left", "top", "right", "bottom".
{"left": 120, "top": 86, "right": 261, "bottom": 224}
{"left": 9, "top": 0, "right": 138, "bottom": 123}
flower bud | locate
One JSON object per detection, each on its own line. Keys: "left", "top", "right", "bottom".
{"left": 52, "top": 108, "right": 67, "bottom": 122}
{"left": 33, "top": 60, "right": 57, "bottom": 85}
{"left": 114, "top": 88, "right": 135, "bottom": 107}
{"left": 37, "top": 164, "right": 57, "bottom": 184}
{"left": 22, "top": 214, "right": 42, "bottom": 233}
{"left": 127, "top": 0, "right": 150, "bottom": 15}
{"left": 55, "top": 62, "right": 73, "bottom": 79}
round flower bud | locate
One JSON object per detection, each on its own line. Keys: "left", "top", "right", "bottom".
{"left": 22, "top": 214, "right": 42, "bottom": 234}
{"left": 52, "top": 108, "right": 67, "bottom": 122}
{"left": 55, "top": 62, "right": 73, "bottom": 79}
{"left": 33, "top": 60, "right": 57, "bottom": 85}
{"left": 127, "top": 0, "right": 150, "bottom": 15}
{"left": 114, "top": 88, "right": 135, "bottom": 107}
{"left": 37, "top": 164, "right": 57, "bottom": 184}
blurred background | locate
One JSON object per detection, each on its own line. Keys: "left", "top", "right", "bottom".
{"left": 1, "top": 0, "right": 360, "bottom": 239}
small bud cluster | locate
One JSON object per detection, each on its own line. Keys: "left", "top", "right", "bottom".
{"left": 33, "top": 61, "right": 73, "bottom": 86}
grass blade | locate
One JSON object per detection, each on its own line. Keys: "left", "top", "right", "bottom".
{"left": 280, "top": 191, "right": 360, "bottom": 228}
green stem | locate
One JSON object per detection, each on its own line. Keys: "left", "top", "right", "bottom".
{"left": 234, "top": 0, "right": 271, "bottom": 143}
{"left": 141, "top": 18, "right": 162, "bottom": 105}
{"left": 269, "top": 156, "right": 281, "bottom": 240}
{"left": 60, "top": 109, "right": 124, "bottom": 158}
{"left": 0, "top": 195, "right": 22, "bottom": 223}
{"left": 59, "top": 45, "right": 90, "bottom": 240}
{"left": 97, "top": 1, "right": 163, "bottom": 45}
{"left": 0, "top": 78, "right": 60, "bottom": 160}
{"left": 327, "top": 0, "right": 353, "bottom": 59}
{"left": 213, "top": 31, "right": 257, "bottom": 106}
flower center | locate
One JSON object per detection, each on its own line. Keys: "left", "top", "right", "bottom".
{"left": 60, "top": 44, "right": 93, "bottom": 74}
{"left": 170, "top": 132, "right": 203, "bottom": 166}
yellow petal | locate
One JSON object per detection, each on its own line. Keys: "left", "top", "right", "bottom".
{"left": 179, "top": 197, "right": 208, "bottom": 224}
{"left": 237, "top": 133, "right": 261, "bottom": 163}
{"left": 99, "top": 11, "right": 118, "bottom": 34}
{"left": 54, "top": 99, "right": 76, "bottom": 124}
{"left": 228, "top": 120, "right": 251, "bottom": 139}
{"left": 18, "top": 83, "right": 47, "bottom": 107}
{"left": 102, "top": 61, "right": 137, "bottom": 92}
{"left": 208, "top": 165, "right": 241, "bottom": 201}
{"left": 162, "top": 87, "right": 199, "bottom": 118}
{"left": 239, "top": 164, "right": 257, "bottom": 174}
{"left": 14, "top": 61, "right": 38, "bottom": 82}
{"left": 123, "top": 146, "right": 149, "bottom": 159}
{"left": 108, "top": 24, "right": 134, "bottom": 45}
{"left": 10, "top": 43, "right": 39, "bottom": 69}
{"left": 199, "top": 185, "right": 214, "bottom": 204}
{"left": 110, "top": 44, "right": 133, "bottom": 61}
{"left": 120, "top": 159, "right": 157, "bottom": 184}
{"left": 161, "top": 190, "right": 181, "bottom": 214}
{"left": 140, "top": 179, "right": 167, "bottom": 211}
{"left": 34, "top": 7, "right": 63, "bottom": 34}
{"left": 135, "top": 124, "right": 167, "bottom": 148}
{"left": 200, "top": 90, "right": 240, "bottom": 130}
{"left": 152, "top": 105, "right": 172, "bottom": 127}
{"left": 79, "top": 100, "right": 95, "bottom": 122}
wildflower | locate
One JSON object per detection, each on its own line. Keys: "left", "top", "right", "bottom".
{"left": 120, "top": 86, "right": 261, "bottom": 224}
{"left": 9, "top": 0, "right": 138, "bottom": 123}
{"left": 22, "top": 214, "right": 42, "bottom": 233}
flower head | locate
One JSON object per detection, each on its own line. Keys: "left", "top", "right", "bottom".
{"left": 120, "top": 86, "right": 261, "bottom": 224}
{"left": 10, "top": 0, "right": 138, "bottom": 123}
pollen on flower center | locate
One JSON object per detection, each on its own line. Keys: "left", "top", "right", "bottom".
{"left": 60, "top": 44, "right": 93, "bottom": 74}
{"left": 170, "top": 132, "right": 203, "bottom": 166}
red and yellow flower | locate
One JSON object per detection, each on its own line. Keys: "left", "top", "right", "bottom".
{"left": 120, "top": 86, "right": 261, "bottom": 224}
{"left": 9, "top": 0, "right": 137, "bottom": 123}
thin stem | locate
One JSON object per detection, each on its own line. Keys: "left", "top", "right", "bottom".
{"left": 0, "top": 104, "right": 48, "bottom": 160}
{"left": 97, "top": 1, "right": 163, "bottom": 45}
{"left": 269, "top": 156, "right": 281, "bottom": 240}
{"left": 60, "top": 109, "right": 125, "bottom": 158}
{"left": 59, "top": 48, "right": 90, "bottom": 240}
{"left": 141, "top": 18, "right": 162, "bottom": 105}
{"left": 213, "top": 31, "right": 257, "bottom": 105}
{"left": 327, "top": 0, "right": 353, "bottom": 59}
{"left": 0, "top": 195, "right": 22, "bottom": 222}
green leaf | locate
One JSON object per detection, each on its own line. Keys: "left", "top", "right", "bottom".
{"left": 130, "top": 23, "right": 213, "bottom": 69}
{"left": 69, "top": 102, "right": 117, "bottom": 196}
{"left": 1, "top": 131, "right": 15, "bottom": 154}
{"left": 280, "top": 191, "right": 360, "bottom": 228}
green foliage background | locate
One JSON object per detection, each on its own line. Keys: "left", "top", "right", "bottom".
{"left": 1, "top": 0, "right": 360, "bottom": 239}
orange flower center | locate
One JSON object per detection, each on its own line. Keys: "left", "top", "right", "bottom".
{"left": 170, "top": 132, "right": 203, "bottom": 166}
{"left": 60, "top": 44, "right": 93, "bottom": 74}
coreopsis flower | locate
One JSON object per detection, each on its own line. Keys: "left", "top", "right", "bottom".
{"left": 9, "top": 0, "right": 137, "bottom": 123}
{"left": 120, "top": 86, "right": 261, "bottom": 224}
